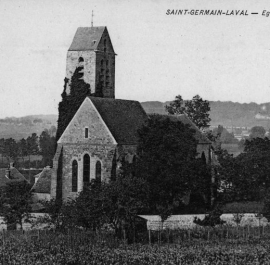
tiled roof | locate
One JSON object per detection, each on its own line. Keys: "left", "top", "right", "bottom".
{"left": 69, "top": 27, "right": 105, "bottom": 51}
{"left": 31, "top": 167, "right": 52, "bottom": 194}
{"left": 0, "top": 168, "right": 28, "bottom": 187}
{"left": 90, "top": 97, "right": 148, "bottom": 145}
{"left": 157, "top": 114, "right": 211, "bottom": 144}
{"left": 0, "top": 169, "right": 10, "bottom": 187}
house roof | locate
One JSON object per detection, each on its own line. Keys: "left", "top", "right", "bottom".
{"left": 31, "top": 167, "right": 52, "bottom": 194}
{"left": 68, "top": 27, "right": 106, "bottom": 51}
{"left": 90, "top": 97, "right": 148, "bottom": 145}
{"left": 158, "top": 114, "right": 211, "bottom": 144}
{"left": 0, "top": 169, "right": 10, "bottom": 187}
{"left": 0, "top": 167, "right": 28, "bottom": 187}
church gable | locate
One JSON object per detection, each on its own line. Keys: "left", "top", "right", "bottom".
{"left": 58, "top": 97, "right": 116, "bottom": 145}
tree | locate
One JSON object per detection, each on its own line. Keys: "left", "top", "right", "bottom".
{"left": 56, "top": 67, "right": 91, "bottom": 142}
{"left": 103, "top": 175, "right": 149, "bottom": 240}
{"left": 0, "top": 181, "right": 33, "bottom": 230}
{"left": 262, "top": 188, "right": 270, "bottom": 221}
{"left": 165, "top": 95, "right": 185, "bottom": 115}
{"left": 39, "top": 129, "right": 56, "bottom": 167}
{"left": 249, "top": 126, "right": 266, "bottom": 139}
{"left": 0, "top": 138, "right": 4, "bottom": 164}
{"left": 216, "top": 138, "right": 270, "bottom": 202}
{"left": 36, "top": 198, "right": 74, "bottom": 231}
{"left": 135, "top": 114, "right": 203, "bottom": 220}
{"left": 3, "top": 138, "right": 19, "bottom": 163}
{"left": 26, "top": 133, "right": 39, "bottom": 168}
{"left": 72, "top": 181, "right": 108, "bottom": 231}
{"left": 18, "top": 138, "right": 28, "bottom": 167}
{"left": 185, "top": 95, "right": 211, "bottom": 129}
{"left": 166, "top": 94, "right": 211, "bottom": 129}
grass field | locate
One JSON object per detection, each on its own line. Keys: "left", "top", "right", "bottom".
{"left": 1, "top": 228, "right": 270, "bottom": 264}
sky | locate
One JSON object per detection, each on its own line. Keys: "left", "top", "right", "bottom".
{"left": 0, "top": 0, "right": 270, "bottom": 118}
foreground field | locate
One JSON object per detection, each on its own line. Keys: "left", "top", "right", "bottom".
{"left": 1, "top": 230, "right": 270, "bottom": 265}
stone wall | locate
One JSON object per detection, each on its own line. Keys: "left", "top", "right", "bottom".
{"left": 140, "top": 214, "right": 269, "bottom": 230}
{"left": 61, "top": 143, "right": 116, "bottom": 201}
{"left": 58, "top": 97, "right": 116, "bottom": 145}
{"left": 66, "top": 51, "right": 96, "bottom": 95}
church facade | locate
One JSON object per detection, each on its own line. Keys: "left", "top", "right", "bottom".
{"left": 50, "top": 26, "right": 212, "bottom": 202}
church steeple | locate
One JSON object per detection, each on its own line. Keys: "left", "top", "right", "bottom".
{"left": 65, "top": 26, "right": 116, "bottom": 98}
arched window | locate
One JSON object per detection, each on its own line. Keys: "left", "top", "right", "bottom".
{"left": 96, "top": 161, "right": 101, "bottom": 183}
{"left": 83, "top": 154, "right": 90, "bottom": 185}
{"left": 78, "top": 57, "right": 84, "bottom": 62}
{"left": 72, "top": 160, "right": 78, "bottom": 192}
{"left": 201, "top": 151, "right": 206, "bottom": 164}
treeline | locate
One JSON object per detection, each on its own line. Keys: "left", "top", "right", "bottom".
{"left": 0, "top": 127, "right": 56, "bottom": 168}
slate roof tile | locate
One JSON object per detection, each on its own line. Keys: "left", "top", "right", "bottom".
{"left": 157, "top": 114, "right": 211, "bottom": 144}
{"left": 69, "top": 27, "right": 105, "bottom": 51}
{"left": 31, "top": 167, "right": 52, "bottom": 194}
{"left": 0, "top": 167, "right": 28, "bottom": 187}
{"left": 90, "top": 97, "right": 148, "bottom": 145}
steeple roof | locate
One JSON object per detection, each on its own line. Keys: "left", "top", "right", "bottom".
{"left": 68, "top": 27, "right": 106, "bottom": 51}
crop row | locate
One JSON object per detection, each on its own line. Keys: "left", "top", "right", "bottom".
{"left": 1, "top": 232, "right": 270, "bottom": 264}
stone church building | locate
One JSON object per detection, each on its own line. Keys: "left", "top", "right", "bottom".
{"left": 50, "top": 26, "right": 212, "bottom": 201}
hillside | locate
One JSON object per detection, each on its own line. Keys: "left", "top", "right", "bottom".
{"left": 141, "top": 101, "right": 270, "bottom": 129}
{"left": 0, "top": 115, "right": 57, "bottom": 140}
{"left": 1, "top": 100, "right": 270, "bottom": 140}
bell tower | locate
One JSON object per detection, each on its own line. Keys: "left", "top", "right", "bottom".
{"left": 65, "top": 27, "right": 116, "bottom": 98}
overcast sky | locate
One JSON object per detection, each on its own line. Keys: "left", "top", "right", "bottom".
{"left": 0, "top": 0, "right": 270, "bottom": 118}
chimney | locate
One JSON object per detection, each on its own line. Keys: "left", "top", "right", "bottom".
{"left": 5, "top": 168, "right": 10, "bottom": 179}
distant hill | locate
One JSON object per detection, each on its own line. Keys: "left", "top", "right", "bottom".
{"left": 1, "top": 100, "right": 270, "bottom": 140}
{"left": 141, "top": 101, "right": 270, "bottom": 129}
{"left": 0, "top": 114, "right": 57, "bottom": 140}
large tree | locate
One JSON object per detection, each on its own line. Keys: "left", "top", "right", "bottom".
{"left": 0, "top": 181, "right": 33, "bottom": 230}
{"left": 39, "top": 129, "right": 56, "bottom": 167}
{"left": 3, "top": 138, "right": 19, "bottom": 163}
{"left": 249, "top": 126, "right": 266, "bottom": 139}
{"left": 26, "top": 133, "right": 39, "bottom": 168}
{"left": 135, "top": 114, "right": 208, "bottom": 220}
{"left": 216, "top": 137, "right": 270, "bottom": 202}
{"left": 166, "top": 94, "right": 211, "bottom": 129}
{"left": 18, "top": 138, "right": 28, "bottom": 167}
{"left": 56, "top": 67, "right": 91, "bottom": 142}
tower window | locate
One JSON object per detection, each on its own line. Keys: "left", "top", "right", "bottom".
{"left": 104, "top": 39, "right": 107, "bottom": 52}
{"left": 85, "top": 128, "right": 89, "bottom": 138}
{"left": 72, "top": 160, "right": 78, "bottom": 192}
{"left": 106, "top": 60, "right": 109, "bottom": 67}
{"left": 96, "top": 161, "right": 101, "bottom": 183}
{"left": 101, "top": 59, "right": 104, "bottom": 66}
{"left": 78, "top": 57, "right": 84, "bottom": 62}
{"left": 83, "top": 154, "right": 90, "bottom": 185}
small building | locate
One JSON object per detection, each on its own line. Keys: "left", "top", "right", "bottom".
{"left": 0, "top": 163, "right": 28, "bottom": 189}
{"left": 31, "top": 166, "right": 52, "bottom": 202}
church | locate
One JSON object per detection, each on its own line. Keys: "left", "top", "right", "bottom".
{"left": 49, "top": 26, "right": 212, "bottom": 202}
